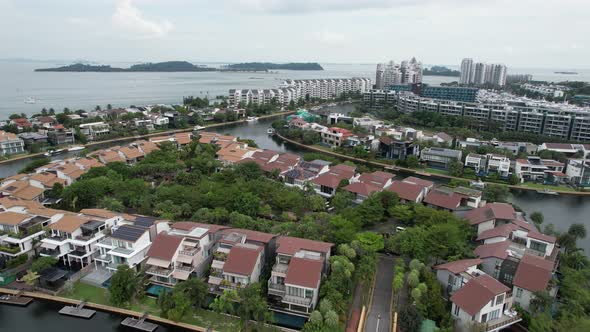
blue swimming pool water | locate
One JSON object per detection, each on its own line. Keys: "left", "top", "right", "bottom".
{"left": 146, "top": 283, "right": 172, "bottom": 297}
{"left": 272, "top": 311, "right": 307, "bottom": 329}
{"left": 101, "top": 277, "right": 111, "bottom": 288}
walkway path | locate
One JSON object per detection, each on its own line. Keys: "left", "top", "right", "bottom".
{"left": 365, "top": 255, "right": 395, "bottom": 332}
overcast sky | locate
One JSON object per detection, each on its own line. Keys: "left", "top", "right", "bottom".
{"left": 1, "top": 0, "right": 588, "bottom": 68}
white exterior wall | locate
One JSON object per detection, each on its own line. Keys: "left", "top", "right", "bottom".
{"left": 477, "top": 219, "right": 496, "bottom": 235}
{"left": 480, "top": 257, "right": 503, "bottom": 278}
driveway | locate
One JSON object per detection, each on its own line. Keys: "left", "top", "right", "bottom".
{"left": 365, "top": 255, "right": 395, "bottom": 332}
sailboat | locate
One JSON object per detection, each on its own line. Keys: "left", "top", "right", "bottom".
{"left": 24, "top": 97, "right": 36, "bottom": 104}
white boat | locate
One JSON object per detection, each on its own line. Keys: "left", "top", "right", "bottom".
{"left": 193, "top": 125, "right": 206, "bottom": 131}
{"left": 536, "top": 188, "right": 559, "bottom": 195}
{"left": 43, "top": 149, "right": 66, "bottom": 157}
{"left": 267, "top": 128, "right": 276, "bottom": 135}
{"left": 246, "top": 116, "right": 259, "bottom": 122}
{"left": 24, "top": 97, "right": 36, "bottom": 104}
{"left": 68, "top": 146, "right": 85, "bottom": 152}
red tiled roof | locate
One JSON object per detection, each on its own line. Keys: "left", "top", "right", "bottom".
{"left": 387, "top": 180, "right": 423, "bottom": 202}
{"left": 276, "top": 236, "right": 333, "bottom": 256}
{"left": 527, "top": 231, "right": 556, "bottom": 244}
{"left": 285, "top": 257, "right": 324, "bottom": 288}
{"left": 474, "top": 241, "right": 511, "bottom": 260}
{"left": 312, "top": 172, "right": 348, "bottom": 188}
{"left": 451, "top": 274, "right": 510, "bottom": 316}
{"left": 401, "top": 176, "right": 434, "bottom": 189}
{"left": 146, "top": 233, "right": 183, "bottom": 261}
{"left": 511, "top": 217, "right": 535, "bottom": 232}
{"left": 223, "top": 244, "right": 262, "bottom": 276}
{"left": 476, "top": 224, "right": 517, "bottom": 241}
{"left": 513, "top": 254, "right": 554, "bottom": 292}
{"left": 343, "top": 182, "right": 381, "bottom": 197}
{"left": 330, "top": 164, "right": 356, "bottom": 174}
{"left": 464, "top": 203, "right": 517, "bottom": 225}
{"left": 434, "top": 258, "right": 482, "bottom": 274}
{"left": 424, "top": 190, "right": 461, "bottom": 210}
{"left": 170, "top": 221, "right": 229, "bottom": 235}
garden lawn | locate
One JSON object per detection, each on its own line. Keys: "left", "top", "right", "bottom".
{"left": 519, "top": 182, "right": 578, "bottom": 192}
{"left": 64, "top": 282, "right": 109, "bottom": 305}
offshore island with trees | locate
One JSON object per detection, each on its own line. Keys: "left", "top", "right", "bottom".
{"left": 34, "top": 61, "right": 324, "bottom": 72}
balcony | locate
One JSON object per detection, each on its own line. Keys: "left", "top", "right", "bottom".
{"left": 0, "top": 244, "right": 22, "bottom": 255}
{"left": 146, "top": 267, "right": 173, "bottom": 278}
{"left": 283, "top": 295, "right": 313, "bottom": 307}
{"left": 179, "top": 247, "right": 200, "bottom": 256}
{"left": 484, "top": 313, "right": 521, "bottom": 332}
{"left": 268, "top": 281, "right": 286, "bottom": 296}
{"left": 47, "top": 233, "right": 68, "bottom": 242}
{"left": 272, "top": 263, "right": 289, "bottom": 275}
{"left": 68, "top": 248, "right": 90, "bottom": 258}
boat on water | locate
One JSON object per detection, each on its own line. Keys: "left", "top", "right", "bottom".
{"left": 470, "top": 180, "right": 486, "bottom": 189}
{"left": 68, "top": 146, "right": 85, "bottom": 152}
{"left": 267, "top": 128, "right": 276, "bottom": 135}
{"left": 536, "top": 188, "right": 559, "bottom": 195}
{"left": 43, "top": 149, "right": 66, "bottom": 157}
{"left": 24, "top": 97, "right": 36, "bottom": 104}
{"left": 246, "top": 116, "right": 259, "bottom": 122}
{"left": 193, "top": 125, "right": 206, "bottom": 131}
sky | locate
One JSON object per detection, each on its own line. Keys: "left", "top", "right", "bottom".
{"left": 0, "top": 0, "right": 588, "bottom": 68}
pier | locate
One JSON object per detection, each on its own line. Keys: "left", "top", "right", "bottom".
{"left": 0, "top": 291, "right": 33, "bottom": 306}
{"left": 59, "top": 300, "right": 96, "bottom": 319}
{"left": 121, "top": 312, "right": 159, "bottom": 332}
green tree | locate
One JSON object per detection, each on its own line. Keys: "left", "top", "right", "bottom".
{"left": 331, "top": 191, "right": 353, "bottom": 212}
{"left": 109, "top": 265, "right": 139, "bottom": 306}
{"left": 389, "top": 204, "right": 415, "bottom": 224}
{"left": 568, "top": 223, "right": 587, "bottom": 241}
{"left": 405, "top": 155, "right": 420, "bottom": 168}
{"left": 530, "top": 211, "right": 544, "bottom": 226}
{"left": 353, "top": 232, "right": 384, "bottom": 254}
{"left": 354, "top": 194, "right": 385, "bottom": 225}
{"left": 399, "top": 306, "right": 423, "bottom": 332}
{"left": 30, "top": 256, "right": 58, "bottom": 273}
{"left": 327, "top": 215, "right": 358, "bottom": 244}
{"left": 236, "top": 283, "right": 272, "bottom": 329}
{"left": 411, "top": 287, "right": 422, "bottom": 303}
{"left": 448, "top": 161, "right": 464, "bottom": 177}
{"left": 210, "top": 289, "right": 239, "bottom": 315}
{"left": 22, "top": 270, "right": 40, "bottom": 289}
{"left": 483, "top": 184, "right": 510, "bottom": 202}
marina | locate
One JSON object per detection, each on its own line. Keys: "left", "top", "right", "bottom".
{"left": 58, "top": 301, "right": 96, "bottom": 319}
{"left": 121, "top": 313, "right": 159, "bottom": 332}
{"left": 0, "top": 293, "right": 34, "bottom": 306}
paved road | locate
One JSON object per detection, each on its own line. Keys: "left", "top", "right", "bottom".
{"left": 365, "top": 255, "right": 395, "bottom": 332}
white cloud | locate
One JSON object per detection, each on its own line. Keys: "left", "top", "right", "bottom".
{"left": 112, "top": 0, "right": 173, "bottom": 39}
{"left": 228, "top": 0, "right": 416, "bottom": 14}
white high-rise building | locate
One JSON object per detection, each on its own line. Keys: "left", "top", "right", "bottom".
{"left": 460, "top": 58, "right": 507, "bottom": 86}
{"left": 376, "top": 57, "right": 422, "bottom": 88}
{"left": 460, "top": 58, "right": 474, "bottom": 84}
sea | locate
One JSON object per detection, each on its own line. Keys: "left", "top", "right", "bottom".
{"left": 2, "top": 60, "right": 590, "bottom": 119}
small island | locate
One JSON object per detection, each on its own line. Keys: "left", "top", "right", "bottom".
{"left": 555, "top": 71, "right": 578, "bottom": 75}
{"left": 35, "top": 61, "right": 324, "bottom": 72}
{"left": 423, "top": 66, "right": 460, "bottom": 77}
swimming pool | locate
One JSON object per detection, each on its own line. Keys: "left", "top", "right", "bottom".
{"left": 101, "top": 277, "right": 111, "bottom": 288}
{"left": 145, "top": 283, "right": 172, "bottom": 297}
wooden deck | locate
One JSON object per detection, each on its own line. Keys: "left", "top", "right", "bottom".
{"left": 0, "top": 294, "right": 33, "bottom": 306}
{"left": 59, "top": 301, "right": 96, "bottom": 319}
{"left": 121, "top": 313, "right": 159, "bottom": 332}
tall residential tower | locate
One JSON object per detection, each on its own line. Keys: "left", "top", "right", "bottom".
{"left": 460, "top": 58, "right": 507, "bottom": 86}
{"left": 375, "top": 57, "right": 423, "bottom": 89}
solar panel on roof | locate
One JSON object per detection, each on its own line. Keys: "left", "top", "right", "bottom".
{"left": 111, "top": 225, "right": 146, "bottom": 241}
{"left": 133, "top": 216, "right": 157, "bottom": 228}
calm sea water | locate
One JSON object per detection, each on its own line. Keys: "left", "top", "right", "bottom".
{"left": 3, "top": 60, "right": 588, "bottom": 118}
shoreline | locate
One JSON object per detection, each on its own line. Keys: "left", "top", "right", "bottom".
{"left": 275, "top": 133, "right": 590, "bottom": 197}
{"left": 0, "top": 287, "right": 212, "bottom": 331}
{"left": 0, "top": 110, "right": 295, "bottom": 167}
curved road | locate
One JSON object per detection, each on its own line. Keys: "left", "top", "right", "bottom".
{"left": 365, "top": 255, "right": 395, "bottom": 332}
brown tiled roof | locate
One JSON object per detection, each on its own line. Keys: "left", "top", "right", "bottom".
{"left": 276, "top": 236, "right": 333, "bottom": 256}
{"left": 29, "top": 172, "right": 58, "bottom": 186}
{"left": 146, "top": 233, "right": 183, "bottom": 261}
{"left": 387, "top": 181, "right": 423, "bottom": 202}
{"left": 474, "top": 241, "right": 511, "bottom": 260}
{"left": 80, "top": 208, "right": 120, "bottom": 220}
{"left": 170, "top": 221, "right": 229, "bottom": 235}
{"left": 476, "top": 224, "right": 517, "bottom": 241}
{"left": 527, "top": 231, "right": 556, "bottom": 244}
{"left": 49, "top": 215, "right": 88, "bottom": 233}
{"left": 0, "top": 211, "right": 30, "bottom": 226}
{"left": 67, "top": 169, "right": 86, "bottom": 180}
{"left": 0, "top": 196, "right": 41, "bottom": 209}
{"left": 424, "top": 189, "right": 461, "bottom": 210}
{"left": 465, "top": 203, "right": 517, "bottom": 225}
{"left": 513, "top": 255, "right": 554, "bottom": 292}
{"left": 223, "top": 244, "right": 262, "bottom": 276}
{"left": 133, "top": 140, "right": 159, "bottom": 155}
{"left": 98, "top": 150, "right": 125, "bottom": 163}
{"left": 285, "top": 257, "right": 324, "bottom": 288}
{"left": 343, "top": 182, "right": 381, "bottom": 197}
{"left": 12, "top": 184, "right": 45, "bottom": 200}
{"left": 0, "top": 130, "right": 19, "bottom": 141}
{"left": 174, "top": 132, "right": 192, "bottom": 145}
{"left": 311, "top": 168, "right": 353, "bottom": 188}
{"left": 451, "top": 274, "right": 510, "bottom": 316}
{"left": 1, "top": 180, "right": 29, "bottom": 194}
{"left": 401, "top": 176, "right": 434, "bottom": 189}
{"left": 74, "top": 157, "right": 103, "bottom": 169}
{"left": 27, "top": 206, "right": 62, "bottom": 218}
{"left": 119, "top": 146, "right": 144, "bottom": 160}
{"left": 434, "top": 258, "right": 482, "bottom": 274}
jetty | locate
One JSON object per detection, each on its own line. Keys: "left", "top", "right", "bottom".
{"left": 0, "top": 291, "right": 33, "bottom": 306}
{"left": 59, "top": 300, "right": 96, "bottom": 319}
{"left": 121, "top": 312, "right": 159, "bottom": 332}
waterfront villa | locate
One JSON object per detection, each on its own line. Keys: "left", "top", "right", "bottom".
{"left": 343, "top": 171, "right": 394, "bottom": 203}
{"left": 95, "top": 224, "right": 151, "bottom": 273}
{"left": 0, "top": 130, "right": 25, "bottom": 156}
{"left": 434, "top": 258, "right": 484, "bottom": 296}
{"left": 0, "top": 210, "right": 53, "bottom": 258}
{"left": 283, "top": 160, "right": 330, "bottom": 189}
{"left": 311, "top": 164, "right": 357, "bottom": 198}
{"left": 268, "top": 236, "right": 333, "bottom": 315}
{"left": 450, "top": 274, "right": 521, "bottom": 332}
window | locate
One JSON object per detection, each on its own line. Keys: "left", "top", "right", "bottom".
{"left": 529, "top": 240, "right": 547, "bottom": 253}
{"left": 448, "top": 274, "right": 455, "bottom": 286}
{"left": 516, "top": 287, "right": 523, "bottom": 298}
{"left": 453, "top": 305, "right": 460, "bottom": 316}
{"left": 489, "top": 309, "right": 500, "bottom": 321}
{"left": 495, "top": 294, "right": 504, "bottom": 306}
{"left": 504, "top": 273, "right": 513, "bottom": 284}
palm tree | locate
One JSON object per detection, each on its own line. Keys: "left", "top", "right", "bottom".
{"left": 23, "top": 270, "right": 40, "bottom": 290}
{"left": 558, "top": 233, "right": 577, "bottom": 253}
{"left": 568, "top": 223, "right": 587, "bottom": 240}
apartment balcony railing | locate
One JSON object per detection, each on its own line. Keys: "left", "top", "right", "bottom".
{"left": 47, "top": 234, "right": 68, "bottom": 242}
{"left": 39, "top": 248, "right": 60, "bottom": 257}
{"left": 68, "top": 249, "right": 89, "bottom": 257}
{"left": 175, "top": 265, "right": 194, "bottom": 272}
{"left": 484, "top": 314, "right": 521, "bottom": 332}
{"left": 146, "top": 267, "right": 173, "bottom": 277}
{"left": 179, "top": 247, "right": 200, "bottom": 256}
{"left": 272, "top": 263, "right": 289, "bottom": 274}
{"left": 268, "top": 281, "right": 286, "bottom": 296}
{"left": 282, "top": 295, "right": 313, "bottom": 307}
